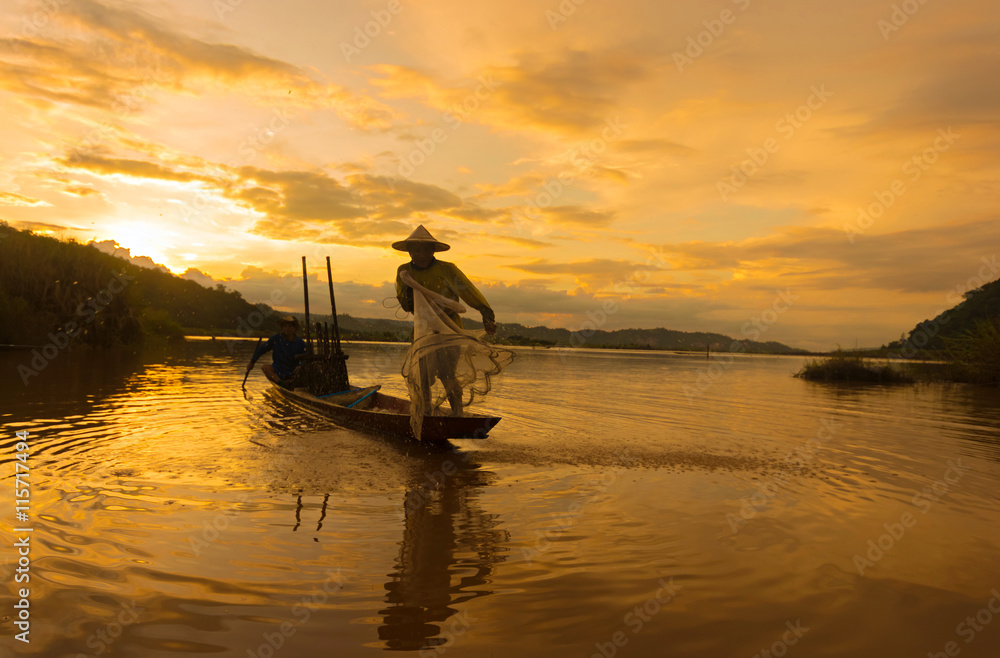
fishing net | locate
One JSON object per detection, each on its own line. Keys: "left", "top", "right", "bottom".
{"left": 399, "top": 271, "right": 514, "bottom": 440}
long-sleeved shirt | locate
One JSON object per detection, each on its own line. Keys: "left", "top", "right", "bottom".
{"left": 251, "top": 333, "right": 306, "bottom": 379}
{"left": 395, "top": 258, "right": 494, "bottom": 329}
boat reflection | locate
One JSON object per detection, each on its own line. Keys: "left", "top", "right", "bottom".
{"left": 377, "top": 450, "right": 509, "bottom": 651}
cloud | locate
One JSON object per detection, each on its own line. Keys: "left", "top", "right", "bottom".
{"left": 657, "top": 218, "right": 1000, "bottom": 294}
{"left": 0, "top": 191, "right": 50, "bottom": 207}
{"left": 840, "top": 27, "right": 1000, "bottom": 138}
{"left": 493, "top": 234, "right": 553, "bottom": 249}
{"left": 506, "top": 257, "right": 669, "bottom": 290}
{"left": 88, "top": 239, "right": 171, "bottom": 272}
{"left": 61, "top": 185, "right": 101, "bottom": 197}
{"left": 477, "top": 280, "right": 732, "bottom": 335}
{"left": 52, "top": 149, "right": 517, "bottom": 245}
{"left": 181, "top": 265, "right": 398, "bottom": 318}
{"left": 538, "top": 205, "right": 616, "bottom": 226}
{"left": 60, "top": 152, "right": 213, "bottom": 184}
{"left": 617, "top": 139, "right": 694, "bottom": 155}
{"left": 370, "top": 49, "right": 649, "bottom": 135}
{"left": 0, "top": 0, "right": 395, "bottom": 131}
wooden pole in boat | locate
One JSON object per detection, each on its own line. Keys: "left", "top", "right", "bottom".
{"left": 325, "top": 256, "right": 350, "bottom": 392}
{"left": 301, "top": 256, "right": 312, "bottom": 352}
{"left": 326, "top": 256, "right": 343, "bottom": 354}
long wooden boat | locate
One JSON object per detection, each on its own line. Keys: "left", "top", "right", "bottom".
{"left": 270, "top": 384, "right": 501, "bottom": 442}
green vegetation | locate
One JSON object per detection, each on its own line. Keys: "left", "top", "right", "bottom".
{"left": 806, "top": 274, "right": 1000, "bottom": 385}
{"left": 887, "top": 276, "right": 1000, "bottom": 355}
{"left": 0, "top": 222, "right": 270, "bottom": 347}
{"left": 493, "top": 334, "right": 556, "bottom": 347}
{"left": 944, "top": 318, "right": 1000, "bottom": 386}
{"left": 795, "top": 351, "right": 915, "bottom": 383}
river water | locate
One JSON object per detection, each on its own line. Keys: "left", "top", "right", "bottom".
{"left": 1, "top": 339, "right": 999, "bottom": 657}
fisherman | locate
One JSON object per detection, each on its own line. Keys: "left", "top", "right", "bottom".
{"left": 394, "top": 225, "right": 497, "bottom": 415}
{"left": 246, "top": 315, "right": 307, "bottom": 389}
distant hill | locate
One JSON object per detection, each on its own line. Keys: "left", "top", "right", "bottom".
{"left": 295, "top": 314, "right": 806, "bottom": 354}
{"left": 0, "top": 221, "right": 268, "bottom": 347}
{"left": 492, "top": 322, "right": 805, "bottom": 353}
{"left": 888, "top": 274, "right": 1000, "bottom": 353}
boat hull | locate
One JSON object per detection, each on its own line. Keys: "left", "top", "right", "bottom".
{"left": 271, "top": 386, "right": 500, "bottom": 441}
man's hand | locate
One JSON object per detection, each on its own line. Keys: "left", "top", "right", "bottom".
{"left": 483, "top": 319, "right": 497, "bottom": 336}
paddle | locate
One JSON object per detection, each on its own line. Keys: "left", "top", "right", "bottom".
{"left": 242, "top": 336, "right": 264, "bottom": 391}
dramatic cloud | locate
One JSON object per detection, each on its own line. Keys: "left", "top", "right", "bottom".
{"left": 370, "top": 49, "right": 650, "bottom": 136}
{"left": 0, "top": 191, "right": 49, "bottom": 207}
{"left": 657, "top": 218, "right": 1000, "bottom": 294}
{"left": 1, "top": 0, "right": 395, "bottom": 130}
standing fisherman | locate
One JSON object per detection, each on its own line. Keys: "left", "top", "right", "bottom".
{"left": 393, "top": 225, "right": 498, "bottom": 416}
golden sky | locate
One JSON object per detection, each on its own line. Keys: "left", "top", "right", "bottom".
{"left": 1, "top": 0, "right": 998, "bottom": 350}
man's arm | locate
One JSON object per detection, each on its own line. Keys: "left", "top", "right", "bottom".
{"left": 450, "top": 264, "right": 497, "bottom": 333}
{"left": 395, "top": 265, "right": 414, "bottom": 313}
{"left": 247, "top": 336, "right": 274, "bottom": 370}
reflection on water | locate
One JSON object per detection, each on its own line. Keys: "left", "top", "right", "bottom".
{"left": 379, "top": 456, "right": 507, "bottom": 651}
{"left": 1, "top": 340, "right": 999, "bottom": 657}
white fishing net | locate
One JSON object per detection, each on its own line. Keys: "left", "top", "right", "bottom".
{"left": 399, "top": 271, "right": 514, "bottom": 440}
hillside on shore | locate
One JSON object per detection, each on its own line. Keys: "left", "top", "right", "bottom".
{"left": 0, "top": 222, "right": 265, "bottom": 347}
{"left": 886, "top": 275, "right": 1000, "bottom": 354}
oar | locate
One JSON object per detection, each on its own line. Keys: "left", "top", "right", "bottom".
{"left": 242, "top": 337, "right": 263, "bottom": 390}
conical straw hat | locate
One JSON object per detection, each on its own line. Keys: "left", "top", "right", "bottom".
{"left": 391, "top": 224, "right": 450, "bottom": 252}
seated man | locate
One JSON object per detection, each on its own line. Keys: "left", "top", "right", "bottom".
{"left": 246, "top": 315, "right": 307, "bottom": 389}
{"left": 393, "top": 225, "right": 497, "bottom": 416}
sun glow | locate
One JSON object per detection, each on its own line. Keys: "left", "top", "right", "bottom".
{"left": 102, "top": 224, "right": 180, "bottom": 272}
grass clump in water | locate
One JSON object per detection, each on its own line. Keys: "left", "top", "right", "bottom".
{"left": 795, "top": 350, "right": 915, "bottom": 383}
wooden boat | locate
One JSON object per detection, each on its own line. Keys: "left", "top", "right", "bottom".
{"left": 270, "top": 384, "right": 501, "bottom": 442}
{"left": 266, "top": 256, "right": 501, "bottom": 442}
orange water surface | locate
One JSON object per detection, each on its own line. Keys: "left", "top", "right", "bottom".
{"left": 1, "top": 340, "right": 999, "bottom": 657}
